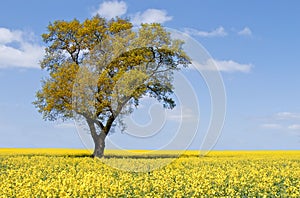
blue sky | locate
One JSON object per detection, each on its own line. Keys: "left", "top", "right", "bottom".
{"left": 0, "top": 0, "right": 300, "bottom": 150}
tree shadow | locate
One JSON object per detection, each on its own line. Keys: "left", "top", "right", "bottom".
{"left": 66, "top": 153, "right": 201, "bottom": 159}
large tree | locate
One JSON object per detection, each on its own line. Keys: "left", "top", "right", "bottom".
{"left": 34, "top": 16, "right": 190, "bottom": 158}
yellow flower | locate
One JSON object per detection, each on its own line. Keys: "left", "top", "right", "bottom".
{"left": 0, "top": 149, "right": 299, "bottom": 197}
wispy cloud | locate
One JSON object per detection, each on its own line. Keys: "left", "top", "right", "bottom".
{"left": 166, "top": 107, "right": 197, "bottom": 122}
{"left": 131, "top": 9, "right": 173, "bottom": 25}
{"left": 92, "top": 0, "right": 127, "bottom": 19}
{"left": 184, "top": 26, "right": 227, "bottom": 37}
{"left": 288, "top": 124, "right": 300, "bottom": 130}
{"left": 261, "top": 123, "right": 282, "bottom": 129}
{"left": 193, "top": 59, "right": 253, "bottom": 73}
{"left": 54, "top": 122, "right": 76, "bottom": 129}
{"left": 0, "top": 27, "right": 44, "bottom": 69}
{"left": 275, "top": 112, "right": 300, "bottom": 120}
{"left": 238, "top": 27, "right": 252, "bottom": 36}
{"left": 260, "top": 112, "right": 300, "bottom": 135}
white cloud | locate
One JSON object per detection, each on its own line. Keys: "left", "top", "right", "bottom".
{"left": 0, "top": 28, "right": 22, "bottom": 43}
{"left": 288, "top": 124, "right": 300, "bottom": 130}
{"left": 92, "top": 2, "right": 173, "bottom": 25}
{"left": 275, "top": 112, "right": 300, "bottom": 120}
{"left": 193, "top": 59, "right": 253, "bottom": 73}
{"left": 93, "top": 0, "right": 127, "bottom": 19}
{"left": 261, "top": 123, "right": 282, "bottom": 129}
{"left": 238, "top": 27, "right": 252, "bottom": 36}
{"left": 184, "top": 26, "right": 227, "bottom": 37}
{"left": 131, "top": 9, "right": 173, "bottom": 25}
{"left": 0, "top": 27, "right": 44, "bottom": 69}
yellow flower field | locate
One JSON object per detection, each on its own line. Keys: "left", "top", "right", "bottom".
{"left": 0, "top": 149, "right": 299, "bottom": 197}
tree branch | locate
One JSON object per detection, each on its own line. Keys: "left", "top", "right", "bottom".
{"left": 75, "top": 110, "right": 104, "bottom": 130}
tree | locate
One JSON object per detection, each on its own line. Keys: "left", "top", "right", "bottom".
{"left": 33, "top": 16, "right": 190, "bottom": 158}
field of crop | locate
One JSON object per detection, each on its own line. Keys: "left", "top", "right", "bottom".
{"left": 0, "top": 149, "right": 299, "bottom": 197}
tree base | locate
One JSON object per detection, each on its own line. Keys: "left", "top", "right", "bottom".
{"left": 92, "top": 133, "right": 106, "bottom": 158}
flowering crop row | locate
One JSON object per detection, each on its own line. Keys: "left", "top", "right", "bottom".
{"left": 0, "top": 149, "right": 299, "bottom": 197}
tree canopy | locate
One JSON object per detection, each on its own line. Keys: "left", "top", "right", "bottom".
{"left": 34, "top": 16, "right": 190, "bottom": 157}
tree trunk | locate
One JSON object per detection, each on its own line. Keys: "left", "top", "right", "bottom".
{"left": 92, "top": 132, "right": 107, "bottom": 158}
{"left": 86, "top": 115, "right": 115, "bottom": 158}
